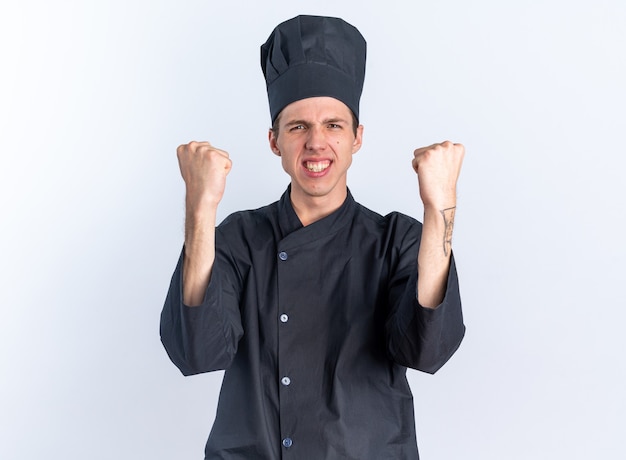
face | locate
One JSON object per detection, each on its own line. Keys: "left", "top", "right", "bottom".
{"left": 268, "top": 96, "right": 363, "bottom": 210}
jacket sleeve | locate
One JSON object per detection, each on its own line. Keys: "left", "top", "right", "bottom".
{"left": 160, "top": 246, "right": 244, "bottom": 376}
{"left": 386, "top": 225, "right": 465, "bottom": 374}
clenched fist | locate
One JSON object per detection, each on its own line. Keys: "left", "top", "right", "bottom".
{"left": 177, "top": 141, "right": 232, "bottom": 209}
{"left": 412, "top": 141, "right": 464, "bottom": 210}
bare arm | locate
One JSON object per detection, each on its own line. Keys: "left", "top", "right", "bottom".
{"left": 176, "top": 141, "right": 232, "bottom": 306}
{"left": 412, "top": 141, "right": 464, "bottom": 308}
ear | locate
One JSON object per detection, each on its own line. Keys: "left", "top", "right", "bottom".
{"left": 268, "top": 129, "right": 281, "bottom": 156}
{"left": 352, "top": 124, "right": 364, "bottom": 154}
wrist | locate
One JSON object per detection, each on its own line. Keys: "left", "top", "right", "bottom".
{"left": 186, "top": 191, "right": 221, "bottom": 213}
{"left": 423, "top": 202, "right": 456, "bottom": 217}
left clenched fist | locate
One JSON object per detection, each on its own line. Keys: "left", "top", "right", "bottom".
{"left": 412, "top": 141, "right": 465, "bottom": 210}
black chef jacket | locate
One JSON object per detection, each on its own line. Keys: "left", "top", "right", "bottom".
{"left": 160, "top": 187, "right": 465, "bottom": 460}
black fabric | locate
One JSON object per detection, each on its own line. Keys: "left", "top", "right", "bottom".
{"left": 260, "top": 15, "right": 367, "bottom": 123}
{"left": 160, "top": 188, "right": 465, "bottom": 460}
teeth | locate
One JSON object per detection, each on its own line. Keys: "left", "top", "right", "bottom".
{"left": 305, "top": 161, "right": 330, "bottom": 172}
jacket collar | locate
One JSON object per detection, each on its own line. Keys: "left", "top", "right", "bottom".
{"left": 277, "top": 185, "right": 356, "bottom": 242}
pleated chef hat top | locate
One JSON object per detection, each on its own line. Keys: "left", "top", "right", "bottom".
{"left": 261, "top": 15, "right": 367, "bottom": 123}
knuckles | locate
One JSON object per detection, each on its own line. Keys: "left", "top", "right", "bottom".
{"left": 176, "top": 141, "right": 233, "bottom": 183}
{"left": 414, "top": 141, "right": 465, "bottom": 159}
{"left": 177, "top": 141, "right": 230, "bottom": 162}
{"left": 412, "top": 141, "right": 465, "bottom": 177}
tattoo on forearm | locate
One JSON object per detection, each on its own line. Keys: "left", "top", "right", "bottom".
{"left": 440, "top": 207, "right": 456, "bottom": 257}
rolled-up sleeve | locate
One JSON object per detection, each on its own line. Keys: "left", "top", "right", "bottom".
{"left": 160, "top": 247, "right": 244, "bottom": 376}
{"left": 386, "top": 225, "right": 465, "bottom": 374}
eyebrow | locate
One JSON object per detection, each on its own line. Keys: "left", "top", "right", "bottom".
{"left": 283, "top": 117, "right": 348, "bottom": 127}
{"left": 284, "top": 119, "right": 309, "bottom": 128}
{"left": 323, "top": 117, "right": 349, "bottom": 125}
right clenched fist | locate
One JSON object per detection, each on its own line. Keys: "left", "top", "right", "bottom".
{"left": 177, "top": 141, "right": 232, "bottom": 208}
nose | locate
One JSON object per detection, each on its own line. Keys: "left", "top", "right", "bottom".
{"left": 305, "top": 126, "right": 327, "bottom": 151}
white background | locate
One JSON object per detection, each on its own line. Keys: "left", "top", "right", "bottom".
{"left": 1, "top": 1, "right": 625, "bottom": 458}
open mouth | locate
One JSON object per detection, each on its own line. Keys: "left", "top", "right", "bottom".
{"left": 305, "top": 160, "right": 331, "bottom": 173}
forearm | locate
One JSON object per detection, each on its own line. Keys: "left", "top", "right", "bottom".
{"left": 411, "top": 141, "right": 463, "bottom": 307}
{"left": 182, "top": 199, "right": 218, "bottom": 306}
{"left": 417, "top": 204, "right": 456, "bottom": 308}
{"left": 176, "top": 140, "right": 231, "bottom": 306}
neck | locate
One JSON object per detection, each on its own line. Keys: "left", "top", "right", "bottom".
{"left": 290, "top": 187, "right": 348, "bottom": 227}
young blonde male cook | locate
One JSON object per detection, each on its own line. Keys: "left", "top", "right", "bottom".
{"left": 161, "top": 15, "right": 466, "bottom": 460}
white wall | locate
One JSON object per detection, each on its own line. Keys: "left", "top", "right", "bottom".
{"left": 1, "top": 1, "right": 624, "bottom": 458}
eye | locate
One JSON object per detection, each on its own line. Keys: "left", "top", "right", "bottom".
{"left": 289, "top": 124, "right": 305, "bottom": 131}
{"left": 328, "top": 123, "right": 342, "bottom": 129}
